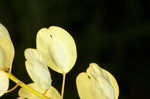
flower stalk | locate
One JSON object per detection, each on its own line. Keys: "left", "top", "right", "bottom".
{"left": 61, "top": 73, "right": 66, "bottom": 99}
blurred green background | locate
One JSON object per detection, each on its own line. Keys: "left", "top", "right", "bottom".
{"left": 0, "top": 0, "right": 150, "bottom": 99}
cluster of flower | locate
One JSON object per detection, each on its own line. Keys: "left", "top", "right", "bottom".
{"left": 0, "top": 23, "right": 119, "bottom": 99}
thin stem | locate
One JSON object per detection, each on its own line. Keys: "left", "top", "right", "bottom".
{"left": 1, "top": 71, "right": 49, "bottom": 99}
{"left": 61, "top": 73, "right": 66, "bottom": 99}
{"left": 6, "top": 84, "right": 19, "bottom": 93}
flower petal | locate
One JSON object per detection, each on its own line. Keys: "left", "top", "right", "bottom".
{"left": 45, "top": 86, "right": 61, "bottom": 99}
{"left": 0, "top": 38, "right": 14, "bottom": 71}
{"left": 0, "top": 24, "right": 12, "bottom": 41}
{"left": 18, "top": 83, "right": 61, "bottom": 99}
{"left": 100, "top": 68, "right": 119, "bottom": 99}
{"left": 87, "top": 63, "right": 119, "bottom": 99}
{"left": 25, "top": 48, "right": 51, "bottom": 90}
{"left": 18, "top": 83, "right": 42, "bottom": 99}
{"left": 36, "top": 26, "right": 77, "bottom": 73}
{"left": 0, "top": 71, "right": 9, "bottom": 97}
{"left": 0, "top": 24, "right": 14, "bottom": 71}
{"left": 76, "top": 72, "right": 93, "bottom": 99}
{"left": 76, "top": 63, "right": 119, "bottom": 99}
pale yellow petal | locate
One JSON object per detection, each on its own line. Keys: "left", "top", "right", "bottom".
{"left": 18, "top": 83, "right": 61, "bottom": 99}
{"left": 76, "top": 63, "right": 119, "bottom": 99}
{"left": 87, "top": 63, "right": 119, "bottom": 99}
{"left": 0, "top": 38, "right": 14, "bottom": 71}
{"left": 0, "top": 24, "right": 14, "bottom": 72}
{"left": 46, "top": 86, "right": 61, "bottom": 99}
{"left": 18, "top": 83, "right": 42, "bottom": 99}
{"left": 76, "top": 72, "right": 93, "bottom": 99}
{"left": 0, "top": 71, "right": 9, "bottom": 97}
{"left": 87, "top": 63, "right": 115, "bottom": 99}
{"left": 101, "top": 68, "right": 119, "bottom": 99}
{"left": 76, "top": 72, "right": 106, "bottom": 99}
{"left": 0, "top": 24, "right": 11, "bottom": 41}
{"left": 36, "top": 26, "right": 77, "bottom": 73}
{"left": 25, "top": 48, "right": 51, "bottom": 90}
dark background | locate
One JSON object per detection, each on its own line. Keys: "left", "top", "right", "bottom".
{"left": 0, "top": 0, "right": 150, "bottom": 99}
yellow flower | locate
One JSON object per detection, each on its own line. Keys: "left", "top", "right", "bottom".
{"left": 36, "top": 26, "right": 77, "bottom": 74}
{"left": 19, "top": 39, "right": 61, "bottom": 99}
{"left": 76, "top": 63, "right": 119, "bottom": 99}
{"left": 0, "top": 23, "right": 15, "bottom": 96}
{"left": 22, "top": 26, "right": 77, "bottom": 99}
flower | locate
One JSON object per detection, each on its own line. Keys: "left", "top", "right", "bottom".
{"left": 36, "top": 26, "right": 77, "bottom": 74}
{"left": 0, "top": 23, "right": 15, "bottom": 96}
{"left": 76, "top": 63, "right": 119, "bottom": 99}
{"left": 19, "top": 25, "right": 77, "bottom": 98}
{"left": 18, "top": 39, "right": 61, "bottom": 99}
